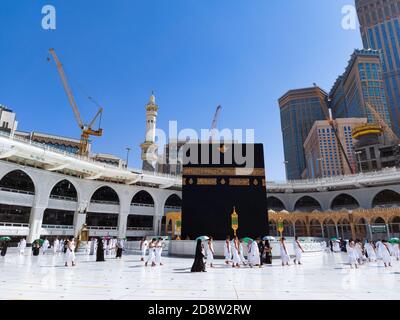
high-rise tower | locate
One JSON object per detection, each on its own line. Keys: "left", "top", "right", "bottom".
{"left": 330, "top": 49, "right": 391, "bottom": 126}
{"left": 140, "top": 92, "right": 158, "bottom": 172}
{"left": 278, "top": 86, "right": 327, "bottom": 180}
{"left": 356, "top": 0, "right": 400, "bottom": 135}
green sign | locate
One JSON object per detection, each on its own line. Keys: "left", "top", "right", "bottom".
{"left": 371, "top": 225, "right": 387, "bottom": 233}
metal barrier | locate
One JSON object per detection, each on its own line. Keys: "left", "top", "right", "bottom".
{"left": 0, "top": 187, "right": 34, "bottom": 195}
{"left": 0, "top": 222, "right": 29, "bottom": 227}
{"left": 49, "top": 195, "right": 77, "bottom": 202}
{"left": 41, "top": 224, "right": 74, "bottom": 230}
{"left": 87, "top": 226, "right": 118, "bottom": 230}
{"left": 131, "top": 203, "right": 155, "bottom": 208}
{"left": 126, "top": 227, "right": 153, "bottom": 231}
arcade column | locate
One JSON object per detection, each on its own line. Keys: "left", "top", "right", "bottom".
{"left": 386, "top": 224, "right": 390, "bottom": 239}
{"left": 118, "top": 201, "right": 130, "bottom": 239}
{"left": 118, "top": 214, "right": 129, "bottom": 239}
{"left": 350, "top": 222, "right": 356, "bottom": 239}
{"left": 73, "top": 200, "right": 89, "bottom": 238}
{"left": 368, "top": 224, "right": 373, "bottom": 240}
{"left": 335, "top": 225, "right": 339, "bottom": 238}
{"left": 73, "top": 212, "right": 87, "bottom": 238}
{"left": 305, "top": 219, "right": 311, "bottom": 237}
{"left": 27, "top": 206, "right": 46, "bottom": 245}
{"left": 152, "top": 202, "right": 164, "bottom": 235}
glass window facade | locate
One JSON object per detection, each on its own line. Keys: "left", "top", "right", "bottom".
{"left": 357, "top": 1, "right": 400, "bottom": 136}
{"left": 280, "top": 89, "right": 326, "bottom": 180}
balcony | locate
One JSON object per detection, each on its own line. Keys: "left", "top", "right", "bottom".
{"left": 0, "top": 187, "right": 34, "bottom": 195}
{"left": 0, "top": 222, "right": 29, "bottom": 236}
{"left": 40, "top": 224, "right": 74, "bottom": 236}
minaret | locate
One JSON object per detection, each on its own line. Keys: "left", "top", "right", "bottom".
{"left": 140, "top": 92, "right": 158, "bottom": 171}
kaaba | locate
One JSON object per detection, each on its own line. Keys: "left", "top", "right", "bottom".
{"left": 181, "top": 143, "right": 268, "bottom": 240}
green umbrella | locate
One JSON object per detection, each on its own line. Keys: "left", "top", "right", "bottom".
{"left": 34, "top": 239, "right": 44, "bottom": 245}
{"left": 389, "top": 238, "right": 399, "bottom": 244}
{"left": 241, "top": 237, "right": 253, "bottom": 244}
{"left": 330, "top": 237, "right": 337, "bottom": 241}
{"left": 195, "top": 236, "right": 210, "bottom": 241}
{"left": 0, "top": 236, "right": 11, "bottom": 241}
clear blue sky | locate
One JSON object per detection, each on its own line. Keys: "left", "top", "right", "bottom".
{"left": 0, "top": 0, "right": 362, "bottom": 181}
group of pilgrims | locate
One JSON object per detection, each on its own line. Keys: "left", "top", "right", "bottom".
{"left": 190, "top": 235, "right": 305, "bottom": 272}
{"left": 6, "top": 235, "right": 400, "bottom": 271}
{"left": 346, "top": 239, "right": 400, "bottom": 268}
{"left": 15, "top": 236, "right": 125, "bottom": 267}
{"left": 139, "top": 237, "right": 166, "bottom": 267}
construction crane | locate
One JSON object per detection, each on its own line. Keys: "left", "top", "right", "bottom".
{"left": 210, "top": 105, "right": 222, "bottom": 142}
{"left": 318, "top": 96, "right": 355, "bottom": 175}
{"left": 365, "top": 102, "right": 399, "bottom": 144}
{"left": 47, "top": 48, "right": 103, "bottom": 156}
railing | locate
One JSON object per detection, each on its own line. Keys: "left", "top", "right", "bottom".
{"left": 293, "top": 207, "right": 321, "bottom": 212}
{"left": 41, "top": 224, "right": 74, "bottom": 230}
{"left": 331, "top": 205, "right": 360, "bottom": 210}
{"left": 0, "top": 222, "right": 29, "bottom": 227}
{"left": 127, "top": 227, "right": 153, "bottom": 231}
{"left": 164, "top": 205, "right": 181, "bottom": 210}
{"left": 49, "top": 195, "right": 77, "bottom": 202}
{"left": 0, "top": 187, "right": 34, "bottom": 195}
{"left": 267, "top": 167, "right": 400, "bottom": 190}
{"left": 373, "top": 203, "right": 400, "bottom": 208}
{"left": 131, "top": 203, "right": 155, "bottom": 208}
{"left": 87, "top": 226, "right": 118, "bottom": 230}
{"left": 90, "top": 200, "right": 119, "bottom": 205}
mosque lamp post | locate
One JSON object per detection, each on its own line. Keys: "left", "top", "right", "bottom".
{"left": 231, "top": 207, "right": 238, "bottom": 237}
{"left": 277, "top": 216, "right": 284, "bottom": 237}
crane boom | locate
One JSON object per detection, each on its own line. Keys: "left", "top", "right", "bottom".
{"left": 48, "top": 48, "right": 104, "bottom": 156}
{"left": 48, "top": 48, "right": 84, "bottom": 129}
{"left": 318, "top": 96, "right": 355, "bottom": 175}
{"left": 211, "top": 105, "right": 222, "bottom": 130}
{"left": 210, "top": 105, "right": 222, "bottom": 142}
{"left": 88, "top": 107, "right": 103, "bottom": 129}
{"left": 365, "top": 102, "right": 399, "bottom": 143}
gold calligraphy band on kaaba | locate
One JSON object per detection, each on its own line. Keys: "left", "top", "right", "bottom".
{"left": 182, "top": 167, "right": 265, "bottom": 177}
{"left": 197, "top": 178, "right": 217, "bottom": 185}
{"left": 229, "top": 178, "right": 250, "bottom": 186}
{"left": 184, "top": 177, "right": 267, "bottom": 186}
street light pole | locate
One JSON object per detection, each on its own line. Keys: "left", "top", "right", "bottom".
{"left": 126, "top": 147, "right": 131, "bottom": 169}
{"left": 355, "top": 151, "right": 362, "bottom": 173}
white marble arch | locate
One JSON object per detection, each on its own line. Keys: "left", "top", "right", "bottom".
{"left": 0, "top": 160, "right": 181, "bottom": 243}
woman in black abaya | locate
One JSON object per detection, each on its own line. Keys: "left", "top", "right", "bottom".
{"left": 0, "top": 240, "right": 8, "bottom": 257}
{"left": 191, "top": 239, "right": 206, "bottom": 272}
{"left": 32, "top": 241, "right": 40, "bottom": 256}
{"left": 96, "top": 237, "right": 105, "bottom": 261}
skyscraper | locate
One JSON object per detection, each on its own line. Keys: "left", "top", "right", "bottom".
{"left": 330, "top": 49, "right": 391, "bottom": 126}
{"left": 356, "top": 0, "right": 400, "bottom": 135}
{"left": 303, "top": 118, "right": 367, "bottom": 179}
{"left": 278, "top": 87, "right": 327, "bottom": 180}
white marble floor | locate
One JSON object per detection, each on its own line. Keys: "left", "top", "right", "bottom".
{"left": 0, "top": 250, "right": 400, "bottom": 300}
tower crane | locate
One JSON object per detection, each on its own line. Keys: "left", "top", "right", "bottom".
{"left": 210, "top": 105, "right": 222, "bottom": 142}
{"left": 47, "top": 48, "right": 103, "bottom": 156}
{"left": 365, "top": 102, "right": 399, "bottom": 144}
{"left": 318, "top": 95, "right": 355, "bottom": 175}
